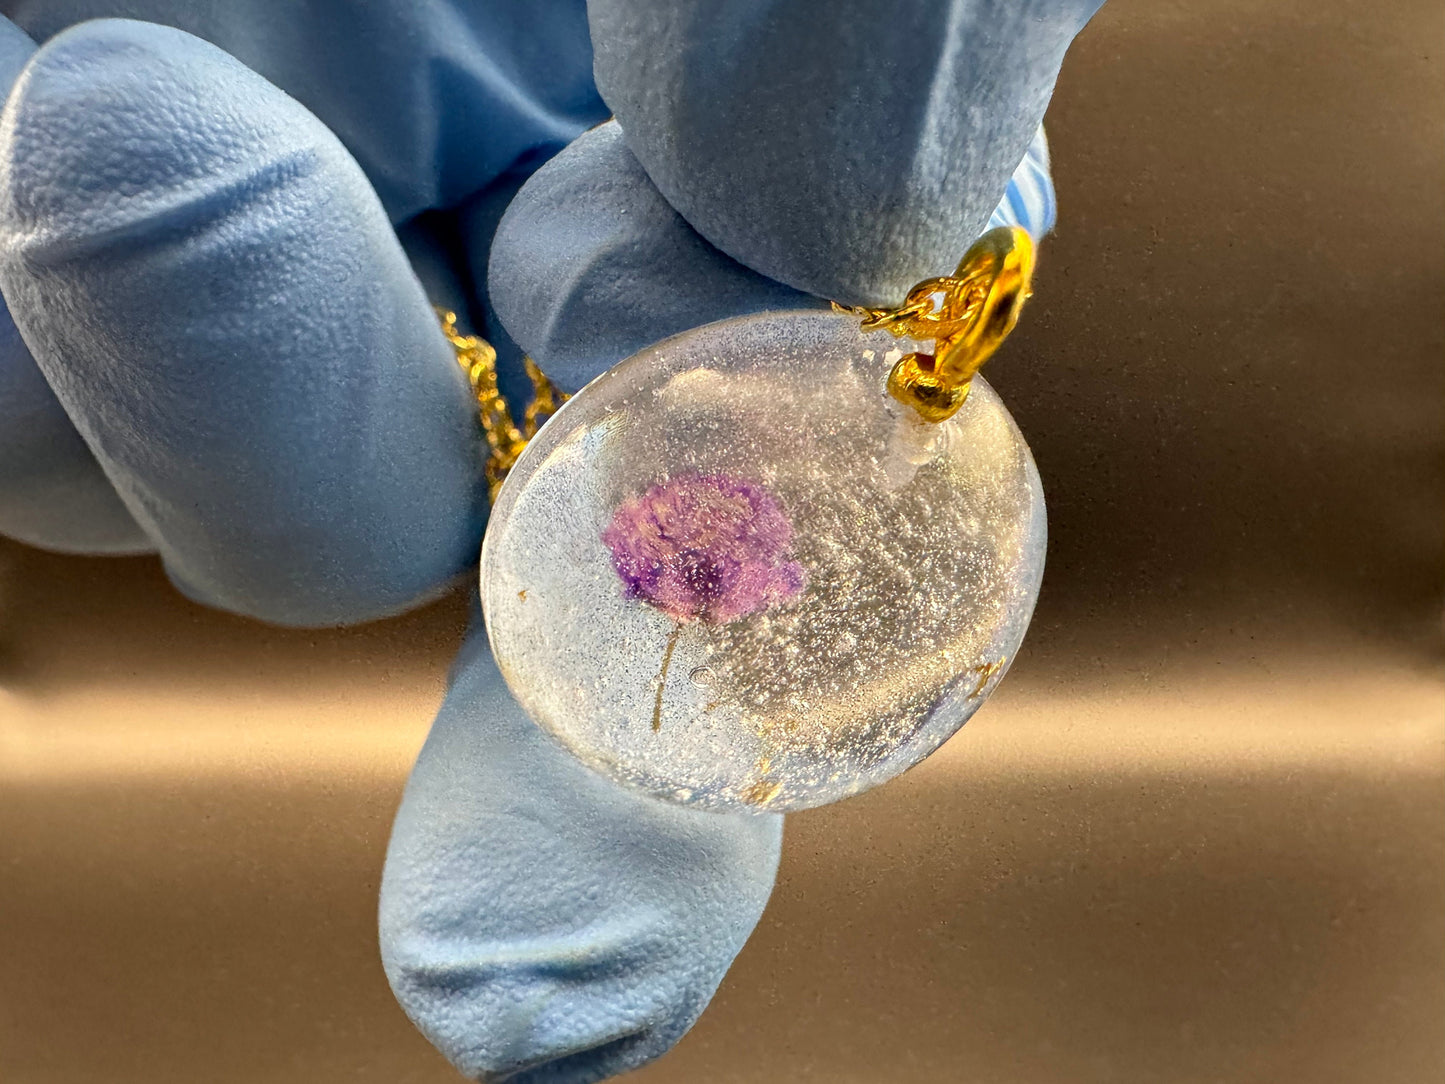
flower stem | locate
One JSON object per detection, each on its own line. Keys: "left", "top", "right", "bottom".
{"left": 652, "top": 624, "right": 683, "bottom": 732}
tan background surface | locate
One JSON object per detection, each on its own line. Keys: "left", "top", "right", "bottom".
{"left": 2, "top": 0, "right": 1443, "bottom": 1080}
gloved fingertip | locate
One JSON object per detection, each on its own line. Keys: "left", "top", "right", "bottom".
{"left": 0, "top": 20, "right": 487, "bottom": 625}
{"left": 380, "top": 625, "right": 781, "bottom": 1082}
{"left": 0, "top": 312, "right": 152, "bottom": 553}
{"left": 0, "top": 14, "right": 149, "bottom": 554}
{"left": 589, "top": 0, "right": 1100, "bottom": 305}
{"left": 487, "top": 120, "right": 820, "bottom": 393}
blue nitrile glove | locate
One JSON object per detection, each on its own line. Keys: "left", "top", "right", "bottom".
{"left": 0, "top": 5, "right": 1075, "bottom": 1081}
{"left": 586, "top": 0, "right": 1098, "bottom": 305}
{"left": 380, "top": 603, "right": 782, "bottom": 1082}
{"left": 0, "top": 13, "right": 783, "bottom": 1082}
{"left": 0, "top": 0, "right": 605, "bottom": 224}
{"left": 0, "top": 0, "right": 608, "bottom": 578}
{"left": 0, "top": 18, "right": 487, "bottom": 624}
{"left": 488, "top": 119, "right": 1056, "bottom": 394}
{"left": 0, "top": 15, "right": 149, "bottom": 553}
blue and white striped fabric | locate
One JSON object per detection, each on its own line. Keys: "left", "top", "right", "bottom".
{"left": 988, "top": 124, "right": 1057, "bottom": 238}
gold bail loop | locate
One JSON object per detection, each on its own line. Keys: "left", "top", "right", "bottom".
{"left": 851, "top": 226, "right": 1036, "bottom": 423}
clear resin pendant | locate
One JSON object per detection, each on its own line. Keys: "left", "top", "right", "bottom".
{"left": 480, "top": 306, "right": 1045, "bottom": 813}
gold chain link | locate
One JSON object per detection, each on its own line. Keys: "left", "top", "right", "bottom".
{"left": 833, "top": 225, "right": 1036, "bottom": 423}
{"left": 436, "top": 308, "right": 569, "bottom": 502}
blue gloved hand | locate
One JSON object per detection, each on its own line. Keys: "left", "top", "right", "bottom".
{"left": 0, "top": 10, "right": 782, "bottom": 1080}
{"left": 0, "top": 4, "right": 1075, "bottom": 1080}
{"left": 0, "top": 16, "right": 149, "bottom": 553}
{"left": 587, "top": 0, "right": 1096, "bottom": 305}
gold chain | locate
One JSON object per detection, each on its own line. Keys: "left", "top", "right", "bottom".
{"left": 438, "top": 226, "right": 1031, "bottom": 498}
{"left": 833, "top": 225, "right": 1036, "bottom": 423}
{"left": 436, "top": 308, "right": 568, "bottom": 501}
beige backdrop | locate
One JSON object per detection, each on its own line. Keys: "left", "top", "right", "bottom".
{"left": 2, "top": 0, "right": 1442, "bottom": 1081}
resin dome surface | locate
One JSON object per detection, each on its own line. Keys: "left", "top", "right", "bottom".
{"left": 482, "top": 310, "right": 1045, "bottom": 812}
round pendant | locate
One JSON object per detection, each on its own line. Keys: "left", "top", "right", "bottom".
{"left": 481, "top": 309, "right": 1045, "bottom": 813}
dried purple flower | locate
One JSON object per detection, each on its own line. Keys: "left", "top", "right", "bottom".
{"left": 603, "top": 472, "right": 808, "bottom": 625}
{"left": 603, "top": 472, "right": 808, "bottom": 731}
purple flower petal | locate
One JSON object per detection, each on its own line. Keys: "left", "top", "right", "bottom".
{"left": 602, "top": 473, "right": 808, "bottom": 624}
